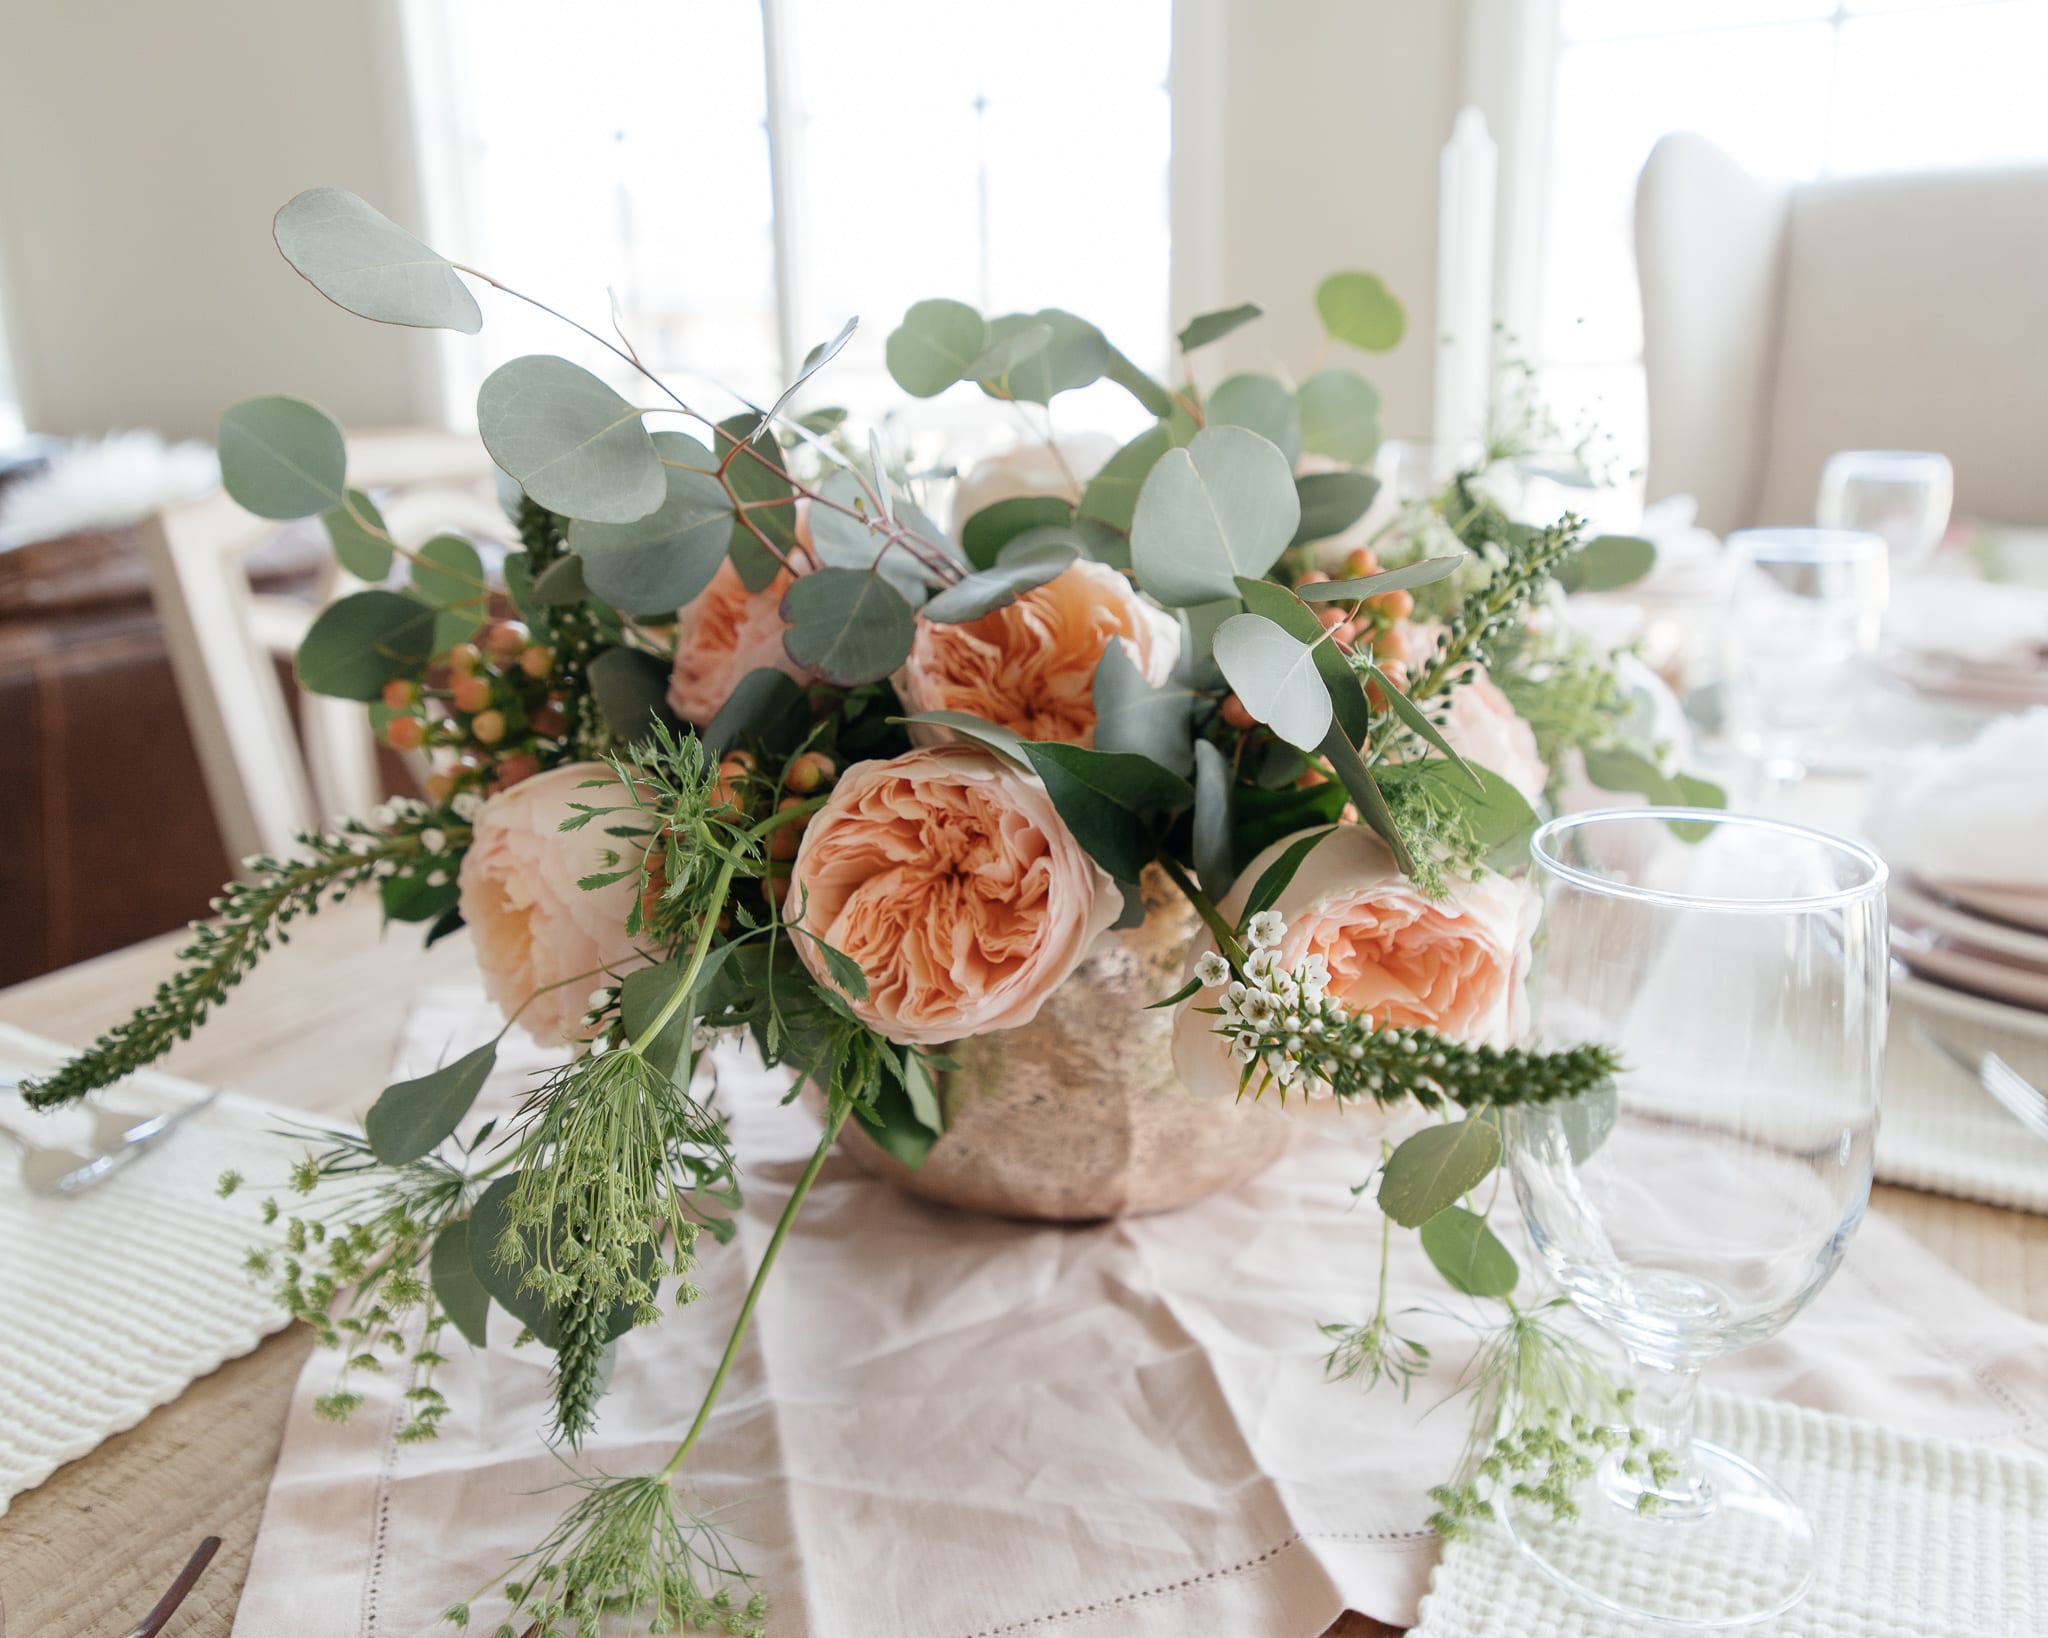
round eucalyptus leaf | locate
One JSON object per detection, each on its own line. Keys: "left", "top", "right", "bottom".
{"left": 1208, "top": 374, "right": 1303, "bottom": 466}
{"left": 1091, "top": 639, "right": 1194, "bottom": 777}
{"left": 409, "top": 533, "right": 487, "bottom": 609}
{"left": 920, "top": 542, "right": 1076, "bottom": 624}
{"left": 218, "top": 395, "right": 347, "bottom": 520}
{"left": 780, "top": 567, "right": 917, "bottom": 685}
{"left": 1291, "top": 471, "right": 1380, "bottom": 546}
{"left": 1297, "top": 367, "right": 1384, "bottom": 463}
{"left": 430, "top": 1216, "right": 490, "bottom": 1348}
{"left": 477, "top": 355, "right": 664, "bottom": 524}
{"left": 806, "top": 470, "right": 930, "bottom": 604}
{"left": 976, "top": 309, "right": 1110, "bottom": 404}
{"left": 323, "top": 490, "right": 392, "bottom": 581}
{"left": 1212, "top": 613, "right": 1334, "bottom": 752}
{"left": 295, "top": 589, "right": 440, "bottom": 700}
{"left": 885, "top": 298, "right": 989, "bottom": 397}
{"left": 1129, "top": 425, "right": 1300, "bottom": 607}
{"left": 961, "top": 495, "right": 1074, "bottom": 570}
{"left": 273, "top": 186, "right": 481, "bottom": 333}
{"left": 1177, "top": 302, "right": 1264, "bottom": 353}
{"left": 1378, "top": 1117, "right": 1502, "bottom": 1229}
{"left": 1315, "top": 272, "right": 1407, "bottom": 353}
{"left": 1419, "top": 1204, "right": 1520, "bottom": 1298}
{"left": 569, "top": 431, "right": 732, "bottom": 612}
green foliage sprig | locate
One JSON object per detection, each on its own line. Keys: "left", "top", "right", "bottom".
{"left": 22, "top": 807, "right": 469, "bottom": 1109}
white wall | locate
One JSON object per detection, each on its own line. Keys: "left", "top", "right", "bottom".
{"left": 0, "top": 0, "right": 438, "bottom": 440}
{"left": 1174, "top": 0, "right": 1466, "bottom": 440}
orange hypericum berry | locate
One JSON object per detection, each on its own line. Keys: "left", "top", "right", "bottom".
{"left": 783, "top": 751, "right": 835, "bottom": 794}
{"left": 491, "top": 751, "right": 541, "bottom": 791}
{"left": 518, "top": 644, "right": 554, "bottom": 680}
{"left": 529, "top": 699, "right": 568, "bottom": 739}
{"left": 382, "top": 678, "right": 418, "bottom": 711}
{"left": 424, "top": 772, "right": 456, "bottom": 804}
{"left": 1220, "top": 693, "right": 1257, "bottom": 730}
{"left": 768, "top": 796, "right": 808, "bottom": 860}
{"left": 1342, "top": 547, "right": 1382, "bottom": 580}
{"left": 470, "top": 709, "right": 507, "bottom": 746}
{"left": 451, "top": 673, "right": 493, "bottom": 715}
{"left": 482, "top": 620, "right": 530, "bottom": 659}
{"left": 1297, "top": 569, "right": 1331, "bottom": 586}
{"left": 384, "top": 715, "right": 425, "bottom": 751}
{"left": 714, "top": 752, "right": 756, "bottom": 809}
{"left": 1315, "top": 604, "right": 1346, "bottom": 631}
{"left": 1295, "top": 766, "right": 1330, "bottom": 789}
{"left": 445, "top": 642, "right": 483, "bottom": 675}
{"left": 1369, "top": 588, "right": 1414, "bottom": 621}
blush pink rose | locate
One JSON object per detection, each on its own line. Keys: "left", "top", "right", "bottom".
{"left": 458, "top": 762, "right": 651, "bottom": 1043}
{"left": 788, "top": 745, "right": 1122, "bottom": 1045}
{"left": 895, "top": 560, "right": 1180, "bottom": 747}
{"left": 1386, "top": 620, "right": 1548, "bottom": 804}
{"left": 1172, "top": 826, "right": 1537, "bottom": 1101}
{"left": 667, "top": 511, "right": 818, "bottom": 723}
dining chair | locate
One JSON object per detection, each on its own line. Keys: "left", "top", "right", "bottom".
{"left": 1635, "top": 133, "right": 2048, "bottom": 535}
{"left": 136, "top": 428, "right": 508, "bottom": 868}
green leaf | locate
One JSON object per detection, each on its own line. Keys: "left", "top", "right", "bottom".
{"left": 1213, "top": 614, "right": 1333, "bottom": 752}
{"left": 619, "top": 955, "right": 732, "bottom": 1079}
{"left": 1233, "top": 778, "right": 1347, "bottom": 865}
{"left": 1366, "top": 664, "right": 1476, "bottom": 786}
{"left": 810, "top": 937, "right": 870, "bottom": 1003}
{"left": 1240, "top": 826, "right": 1337, "bottom": 923}
{"left": 1319, "top": 726, "right": 1415, "bottom": 875}
{"left": 967, "top": 321, "right": 1054, "bottom": 386}
{"left": 409, "top": 533, "right": 486, "bottom": 609}
{"left": 1297, "top": 367, "right": 1383, "bottom": 463}
{"left": 273, "top": 187, "right": 481, "bottom": 333}
{"left": 716, "top": 414, "right": 801, "bottom": 571}
{"left": 1375, "top": 757, "right": 1538, "bottom": 869}
{"left": 1104, "top": 346, "right": 1177, "bottom": 419}
{"left": 703, "top": 668, "right": 810, "bottom": 758}
{"left": 856, "top": 1076, "right": 938, "bottom": 1169}
{"left": 1208, "top": 374, "right": 1303, "bottom": 466}
{"left": 1148, "top": 975, "right": 1205, "bottom": 1011}
{"left": 779, "top": 567, "right": 917, "bottom": 685}
{"left": 1191, "top": 739, "right": 1235, "bottom": 899}
{"left": 477, "top": 355, "right": 663, "bottom": 524}
{"left": 1173, "top": 597, "right": 1237, "bottom": 691}
{"left": 1178, "top": 303, "right": 1263, "bottom": 352}
{"left": 364, "top": 1039, "right": 497, "bottom": 1165}
{"left": 323, "top": 490, "right": 392, "bottom": 581}
{"left": 1556, "top": 1082, "right": 1620, "bottom": 1167}
{"left": 921, "top": 540, "right": 1076, "bottom": 624}
{"left": 1234, "top": 577, "right": 1373, "bottom": 746}
{"left": 295, "top": 589, "right": 439, "bottom": 699}
{"left": 568, "top": 431, "right": 732, "bottom": 612}
{"left": 768, "top": 315, "right": 858, "bottom": 422}
{"left": 960, "top": 495, "right": 1076, "bottom": 571}
{"left": 807, "top": 470, "right": 931, "bottom": 604}
{"left": 1091, "top": 640, "right": 1194, "bottom": 776}
{"left": 588, "top": 645, "right": 679, "bottom": 741}
{"left": 1078, "top": 424, "right": 1174, "bottom": 533}
{"left": 901, "top": 1050, "right": 944, "bottom": 1134}
{"left": 1019, "top": 742, "right": 1193, "bottom": 883}
{"left": 532, "top": 553, "right": 591, "bottom": 606}
{"left": 890, "top": 711, "right": 1031, "bottom": 767}
{"left": 1419, "top": 1205, "right": 1520, "bottom": 1298}
{"left": 885, "top": 298, "right": 989, "bottom": 397}
{"left": 1297, "top": 556, "right": 1465, "bottom": 601}
{"left": 467, "top": 1175, "right": 649, "bottom": 1349}
{"left": 1379, "top": 1117, "right": 1502, "bottom": 1228}
{"left": 380, "top": 871, "right": 460, "bottom": 925}
{"left": 1315, "top": 271, "right": 1406, "bottom": 352}
{"left": 1291, "top": 472, "right": 1380, "bottom": 547}
{"left": 430, "top": 1216, "right": 490, "bottom": 1348}
{"left": 218, "top": 396, "right": 347, "bottom": 520}
{"left": 1557, "top": 533, "right": 1656, "bottom": 594}
{"left": 975, "top": 309, "right": 1110, "bottom": 404}
{"left": 1130, "top": 426, "right": 1300, "bottom": 607}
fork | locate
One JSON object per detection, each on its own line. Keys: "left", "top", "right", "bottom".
{"left": 1913, "top": 1026, "right": 2048, "bottom": 1140}
{"left": 0, "top": 1079, "right": 221, "bottom": 1196}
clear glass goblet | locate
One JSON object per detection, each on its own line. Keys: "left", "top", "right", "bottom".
{"left": 1816, "top": 450, "right": 1954, "bottom": 574}
{"left": 1502, "top": 808, "right": 1887, "bottom": 1628}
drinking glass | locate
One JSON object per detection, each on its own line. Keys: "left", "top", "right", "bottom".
{"left": 1721, "top": 528, "right": 1888, "bottom": 789}
{"left": 1816, "top": 450, "right": 1953, "bottom": 573}
{"left": 1502, "top": 809, "right": 1887, "bottom": 1627}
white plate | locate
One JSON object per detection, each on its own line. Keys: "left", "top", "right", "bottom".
{"left": 1895, "top": 876, "right": 2048, "bottom": 966}
{"left": 1892, "top": 963, "right": 2048, "bottom": 1044}
{"left": 1883, "top": 649, "right": 2048, "bottom": 707}
{"left": 1932, "top": 878, "right": 2048, "bottom": 937}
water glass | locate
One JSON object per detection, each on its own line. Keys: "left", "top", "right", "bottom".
{"left": 1503, "top": 809, "right": 1887, "bottom": 1626}
{"left": 1721, "top": 528, "right": 1889, "bottom": 787}
{"left": 1816, "top": 450, "right": 1953, "bottom": 573}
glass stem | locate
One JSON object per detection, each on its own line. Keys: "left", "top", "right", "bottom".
{"left": 1615, "top": 1357, "right": 1712, "bottom": 1517}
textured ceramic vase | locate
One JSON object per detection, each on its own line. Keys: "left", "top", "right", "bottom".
{"left": 833, "top": 866, "right": 1292, "bottom": 1221}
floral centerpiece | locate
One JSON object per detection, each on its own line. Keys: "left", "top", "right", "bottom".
{"left": 24, "top": 188, "right": 1717, "bottom": 1633}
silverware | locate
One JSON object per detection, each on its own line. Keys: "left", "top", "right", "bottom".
{"left": 125, "top": 1534, "right": 221, "bottom": 1638}
{"left": 0, "top": 1076, "right": 220, "bottom": 1196}
{"left": 1913, "top": 1026, "right": 2048, "bottom": 1140}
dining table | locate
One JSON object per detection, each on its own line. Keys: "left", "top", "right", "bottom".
{"left": 2, "top": 896, "right": 2045, "bottom": 1638}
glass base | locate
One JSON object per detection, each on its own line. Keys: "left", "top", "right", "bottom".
{"left": 1498, "top": 1438, "right": 1815, "bottom": 1628}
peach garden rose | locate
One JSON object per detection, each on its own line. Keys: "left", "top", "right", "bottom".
{"left": 458, "top": 762, "right": 652, "bottom": 1043}
{"left": 894, "top": 559, "right": 1180, "bottom": 747}
{"left": 1171, "top": 825, "right": 1537, "bottom": 1101}
{"left": 667, "top": 504, "right": 818, "bottom": 724}
{"left": 788, "top": 744, "right": 1122, "bottom": 1045}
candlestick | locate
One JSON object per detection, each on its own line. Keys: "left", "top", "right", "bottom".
{"left": 1433, "top": 107, "right": 1498, "bottom": 483}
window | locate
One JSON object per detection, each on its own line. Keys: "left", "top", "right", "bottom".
{"left": 409, "top": 0, "right": 1173, "bottom": 447}
{"left": 1531, "top": 0, "right": 2048, "bottom": 477}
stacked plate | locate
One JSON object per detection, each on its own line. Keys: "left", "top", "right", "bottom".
{"left": 1890, "top": 873, "right": 2048, "bottom": 1042}
{"left": 1882, "top": 576, "right": 2048, "bottom": 707}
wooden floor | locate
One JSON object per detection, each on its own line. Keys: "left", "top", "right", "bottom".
{"left": 1, "top": 901, "right": 2041, "bottom": 1637}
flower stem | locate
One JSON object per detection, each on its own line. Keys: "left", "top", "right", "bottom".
{"left": 661, "top": 1096, "right": 851, "bottom": 1479}
{"left": 629, "top": 858, "right": 738, "bottom": 1058}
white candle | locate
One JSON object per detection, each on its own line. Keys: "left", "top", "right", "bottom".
{"left": 1432, "top": 107, "right": 1498, "bottom": 483}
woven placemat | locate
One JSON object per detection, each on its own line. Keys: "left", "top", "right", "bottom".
{"left": 1881, "top": 994, "right": 2048, "bottom": 1213}
{"left": 1412, "top": 1390, "right": 2048, "bottom": 1637}
{"left": 0, "top": 1025, "right": 295, "bottom": 1511}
